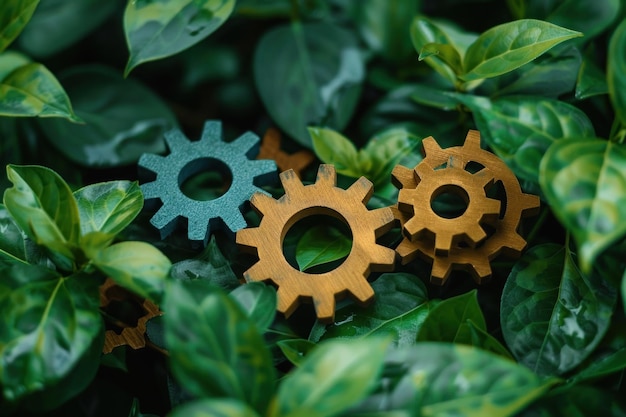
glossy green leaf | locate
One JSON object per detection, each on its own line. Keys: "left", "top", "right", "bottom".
{"left": 309, "top": 273, "right": 431, "bottom": 347}
{"left": 16, "top": 0, "right": 117, "bottom": 58}
{"left": 169, "top": 398, "right": 261, "bottom": 417}
{"left": 419, "top": 43, "right": 464, "bottom": 76}
{"left": 571, "top": 347, "right": 626, "bottom": 384}
{"left": 357, "top": 343, "right": 554, "bottom": 416}
{"left": 0, "top": 264, "right": 102, "bottom": 402}
{"left": 92, "top": 241, "right": 171, "bottom": 303}
{"left": 518, "top": 385, "right": 626, "bottom": 417}
{"left": 277, "top": 339, "right": 316, "bottom": 366}
{"left": 169, "top": 236, "right": 240, "bottom": 291}
{"left": 410, "top": 83, "right": 459, "bottom": 110}
{"left": 0, "top": 203, "right": 28, "bottom": 264}
{"left": 295, "top": 223, "right": 352, "bottom": 271}
{"left": 0, "top": 0, "right": 39, "bottom": 52}
{"left": 410, "top": 16, "right": 462, "bottom": 85}
{"left": 38, "top": 66, "right": 177, "bottom": 167}
{"left": 124, "top": 0, "right": 235, "bottom": 75}
{"left": 0, "top": 57, "right": 80, "bottom": 122}
{"left": 230, "top": 282, "right": 276, "bottom": 333}
{"left": 3, "top": 164, "right": 80, "bottom": 264}
{"left": 352, "top": 0, "right": 420, "bottom": 63}
{"left": 457, "top": 94, "right": 595, "bottom": 185}
{"left": 540, "top": 139, "right": 626, "bottom": 272}
{"left": 501, "top": 243, "right": 616, "bottom": 376}
{"left": 309, "top": 127, "right": 360, "bottom": 176}
{"left": 254, "top": 22, "right": 364, "bottom": 147}
{"left": 541, "top": 0, "right": 621, "bottom": 42}
{"left": 74, "top": 180, "right": 143, "bottom": 237}
{"left": 269, "top": 337, "right": 390, "bottom": 417}
{"left": 462, "top": 19, "right": 582, "bottom": 81}
{"left": 575, "top": 57, "right": 608, "bottom": 100}
{"left": 608, "top": 18, "right": 626, "bottom": 126}
{"left": 165, "top": 280, "right": 276, "bottom": 414}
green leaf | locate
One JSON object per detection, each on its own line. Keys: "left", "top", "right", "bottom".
{"left": 576, "top": 57, "right": 609, "bottom": 100}
{"left": 254, "top": 22, "right": 364, "bottom": 147}
{"left": 92, "top": 241, "right": 171, "bottom": 303}
{"left": 0, "top": 0, "right": 39, "bottom": 52}
{"left": 501, "top": 243, "right": 616, "bottom": 376}
{"left": 230, "top": 282, "right": 276, "bottom": 333}
{"left": 123, "top": 0, "right": 235, "bottom": 76}
{"left": 540, "top": 138, "right": 626, "bottom": 272}
{"left": 0, "top": 264, "right": 102, "bottom": 402}
{"left": 542, "top": 0, "right": 621, "bottom": 42}
{"left": 38, "top": 65, "right": 177, "bottom": 168}
{"left": 410, "top": 16, "right": 462, "bottom": 85}
{"left": 518, "top": 385, "right": 626, "bottom": 417}
{"left": 295, "top": 223, "right": 352, "bottom": 271}
{"left": 0, "top": 203, "right": 28, "bottom": 264}
{"left": 269, "top": 337, "right": 390, "bottom": 417}
{"left": 16, "top": 0, "right": 117, "bottom": 58}
{"left": 462, "top": 19, "right": 582, "bottom": 81}
{"left": 169, "top": 399, "right": 261, "bottom": 417}
{"left": 457, "top": 94, "right": 595, "bottom": 185}
{"left": 417, "top": 290, "right": 485, "bottom": 342}
{"left": 608, "top": 18, "right": 626, "bottom": 126}
{"left": 410, "top": 83, "right": 460, "bottom": 110}
{"left": 309, "top": 273, "right": 431, "bottom": 347}
{"left": 277, "top": 339, "right": 316, "bottom": 366}
{"left": 74, "top": 180, "right": 143, "bottom": 237}
{"left": 165, "top": 280, "right": 276, "bottom": 414}
{"left": 419, "top": 43, "right": 464, "bottom": 76}
{"left": 0, "top": 57, "right": 80, "bottom": 122}
{"left": 571, "top": 346, "right": 626, "bottom": 384}
{"left": 356, "top": 343, "right": 555, "bottom": 416}
{"left": 169, "top": 236, "right": 240, "bottom": 291}
{"left": 3, "top": 164, "right": 80, "bottom": 265}
{"left": 309, "top": 127, "right": 360, "bottom": 176}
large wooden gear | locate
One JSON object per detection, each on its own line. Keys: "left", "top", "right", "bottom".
{"left": 236, "top": 164, "right": 396, "bottom": 322}
{"left": 392, "top": 130, "right": 540, "bottom": 285}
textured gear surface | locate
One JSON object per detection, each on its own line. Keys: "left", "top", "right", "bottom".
{"left": 138, "top": 121, "right": 277, "bottom": 244}
{"left": 236, "top": 164, "right": 396, "bottom": 322}
{"left": 392, "top": 130, "right": 540, "bottom": 284}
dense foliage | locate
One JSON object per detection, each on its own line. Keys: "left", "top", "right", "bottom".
{"left": 1, "top": 0, "right": 626, "bottom": 416}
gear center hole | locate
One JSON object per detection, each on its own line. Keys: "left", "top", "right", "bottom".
{"left": 179, "top": 157, "right": 232, "bottom": 201}
{"left": 431, "top": 185, "right": 469, "bottom": 219}
{"left": 282, "top": 212, "right": 353, "bottom": 274}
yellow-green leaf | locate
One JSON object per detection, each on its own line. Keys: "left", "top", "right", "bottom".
{"left": 608, "top": 18, "right": 626, "bottom": 126}
{"left": 0, "top": 0, "right": 39, "bottom": 52}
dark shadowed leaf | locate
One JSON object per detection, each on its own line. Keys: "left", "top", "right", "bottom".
{"left": 576, "top": 58, "right": 609, "bottom": 100}
{"left": 165, "top": 280, "right": 276, "bottom": 414}
{"left": 501, "top": 243, "right": 616, "bottom": 376}
{"left": 608, "top": 18, "right": 626, "bottom": 126}
{"left": 269, "top": 337, "right": 389, "bottom": 417}
{"left": 0, "top": 0, "right": 39, "bottom": 52}
{"left": 517, "top": 385, "right": 626, "bottom": 417}
{"left": 277, "top": 338, "right": 316, "bottom": 366}
{"left": 540, "top": 138, "right": 626, "bottom": 272}
{"left": 169, "top": 398, "right": 261, "bottom": 417}
{"left": 540, "top": 0, "right": 621, "bottom": 42}
{"left": 38, "top": 66, "right": 177, "bottom": 167}
{"left": 124, "top": 0, "right": 235, "bottom": 75}
{"left": 254, "top": 22, "right": 364, "bottom": 147}
{"left": 230, "top": 282, "right": 276, "bottom": 333}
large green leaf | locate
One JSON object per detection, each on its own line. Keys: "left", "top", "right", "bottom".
{"left": 501, "top": 243, "right": 616, "bottom": 376}
{"left": 295, "top": 223, "right": 352, "bottom": 272}
{"left": 457, "top": 94, "right": 595, "bottom": 185}
{"left": 354, "top": 343, "right": 554, "bottom": 416}
{"left": 0, "top": 264, "right": 102, "bottom": 403}
{"left": 169, "top": 399, "right": 261, "bottom": 417}
{"left": 540, "top": 138, "right": 626, "bottom": 272}
{"left": 575, "top": 57, "right": 609, "bottom": 100}
{"left": 230, "top": 282, "right": 276, "bottom": 334}
{"left": 462, "top": 19, "right": 582, "bottom": 81}
{"left": 3, "top": 164, "right": 80, "bottom": 266}
{"left": 0, "top": 0, "right": 39, "bottom": 52}
{"left": 254, "top": 22, "right": 364, "bottom": 147}
{"left": 92, "top": 241, "right": 171, "bottom": 303}
{"left": 38, "top": 66, "right": 177, "bottom": 167}
{"left": 124, "top": 0, "right": 235, "bottom": 75}
{"left": 16, "top": 0, "right": 117, "bottom": 58}
{"left": 74, "top": 180, "right": 143, "bottom": 237}
{"left": 165, "top": 280, "right": 276, "bottom": 414}
{"left": 269, "top": 337, "right": 390, "bottom": 417}
{"left": 608, "top": 18, "right": 626, "bottom": 127}
{"left": 309, "top": 273, "right": 431, "bottom": 347}
{"left": 0, "top": 55, "right": 80, "bottom": 122}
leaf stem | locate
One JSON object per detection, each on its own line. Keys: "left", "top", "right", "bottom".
{"left": 525, "top": 205, "right": 550, "bottom": 245}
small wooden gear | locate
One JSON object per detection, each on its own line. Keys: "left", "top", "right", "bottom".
{"left": 392, "top": 130, "right": 540, "bottom": 284}
{"left": 257, "top": 127, "right": 315, "bottom": 177}
{"left": 236, "top": 164, "right": 396, "bottom": 322}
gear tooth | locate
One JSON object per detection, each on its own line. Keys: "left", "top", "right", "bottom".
{"left": 140, "top": 181, "right": 161, "bottom": 201}
{"left": 187, "top": 220, "right": 209, "bottom": 243}
{"left": 236, "top": 227, "right": 262, "bottom": 253}
{"left": 464, "top": 130, "right": 482, "bottom": 149}
{"left": 397, "top": 189, "right": 416, "bottom": 214}
{"left": 280, "top": 169, "right": 304, "bottom": 194}
{"left": 222, "top": 210, "right": 248, "bottom": 234}
{"left": 277, "top": 287, "right": 300, "bottom": 318}
{"left": 251, "top": 159, "right": 278, "bottom": 179}
{"left": 469, "top": 260, "right": 493, "bottom": 284}
{"left": 414, "top": 163, "right": 431, "bottom": 180}
{"left": 504, "top": 232, "right": 528, "bottom": 255}
{"left": 403, "top": 216, "right": 425, "bottom": 239}
{"left": 249, "top": 192, "right": 277, "bottom": 216}
{"left": 430, "top": 258, "right": 453, "bottom": 285}
{"left": 391, "top": 165, "right": 418, "bottom": 189}
{"left": 315, "top": 164, "right": 337, "bottom": 186}
{"left": 483, "top": 198, "right": 501, "bottom": 218}
{"left": 231, "top": 132, "right": 261, "bottom": 158}
{"left": 422, "top": 136, "right": 441, "bottom": 156}
{"left": 520, "top": 193, "right": 541, "bottom": 217}
{"left": 138, "top": 154, "right": 166, "bottom": 173}
{"left": 464, "top": 226, "right": 487, "bottom": 246}
{"left": 242, "top": 262, "right": 269, "bottom": 283}
{"left": 347, "top": 177, "right": 374, "bottom": 204}
{"left": 475, "top": 167, "right": 495, "bottom": 188}
{"left": 313, "top": 292, "right": 337, "bottom": 323}
{"left": 164, "top": 129, "right": 190, "bottom": 149}
{"left": 369, "top": 207, "right": 395, "bottom": 235}
{"left": 368, "top": 246, "right": 396, "bottom": 270}
{"left": 200, "top": 120, "right": 222, "bottom": 142}
{"left": 395, "top": 238, "right": 419, "bottom": 264}
{"left": 150, "top": 208, "right": 178, "bottom": 239}
{"left": 434, "top": 232, "right": 454, "bottom": 255}
{"left": 349, "top": 282, "right": 375, "bottom": 304}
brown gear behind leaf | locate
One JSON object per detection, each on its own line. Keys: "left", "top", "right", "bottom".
{"left": 392, "top": 130, "right": 540, "bottom": 285}
{"left": 257, "top": 127, "right": 315, "bottom": 177}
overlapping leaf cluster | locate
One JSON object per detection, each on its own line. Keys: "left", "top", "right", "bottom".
{"left": 1, "top": 0, "right": 626, "bottom": 416}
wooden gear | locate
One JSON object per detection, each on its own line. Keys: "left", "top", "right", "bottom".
{"left": 257, "top": 127, "right": 315, "bottom": 177}
{"left": 392, "top": 130, "right": 540, "bottom": 284}
{"left": 236, "top": 164, "right": 396, "bottom": 322}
